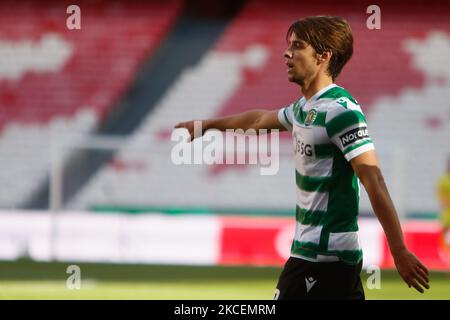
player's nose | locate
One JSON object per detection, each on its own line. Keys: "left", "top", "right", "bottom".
{"left": 284, "top": 49, "right": 293, "bottom": 59}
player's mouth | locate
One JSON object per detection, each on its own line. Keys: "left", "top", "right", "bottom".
{"left": 286, "top": 61, "right": 294, "bottom": 72}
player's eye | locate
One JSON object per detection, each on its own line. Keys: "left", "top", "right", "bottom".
{"left": 291, "top": 42, "right": 303, "bottom": 49}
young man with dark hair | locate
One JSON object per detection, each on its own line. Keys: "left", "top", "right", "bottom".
{"left": 175, "top": 16, "right": 429, "bottom": 299}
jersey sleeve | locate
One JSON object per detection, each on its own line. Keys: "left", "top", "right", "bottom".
{"left": 278, "top": 103, "right": 294, "bottom": 132}
{"left": 325, "top": 105, "right": 375, "bottom": 161}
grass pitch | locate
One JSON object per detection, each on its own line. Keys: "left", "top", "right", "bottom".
{"left": 0, "top": 260, "right": 448, "bottom": 300}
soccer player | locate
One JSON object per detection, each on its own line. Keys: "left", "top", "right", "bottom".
{"left": 175, "top": 16, "right": 429, "bottom": 299}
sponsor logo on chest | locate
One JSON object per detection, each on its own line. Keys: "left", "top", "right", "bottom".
{"left": 294, "top": 131, "right": 313, "bottom": 157}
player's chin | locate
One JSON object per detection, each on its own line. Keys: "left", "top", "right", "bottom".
{"left": 287, "top": 74, "right": 301, "bottom": 84}
{"left": 287, "top": 73, "right": 296, "bottom": 82}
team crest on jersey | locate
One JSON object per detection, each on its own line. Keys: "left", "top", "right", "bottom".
{"left": 304, "top": 109, "right": 317, "bottom": 126}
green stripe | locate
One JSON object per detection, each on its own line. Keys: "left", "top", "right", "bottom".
{"left": 291, "top": 244, "right": 363, "bottom": 265}
{"left": 293, "top": 101, "right": 301, "bottom": 120}
{"left": 326, "top": 110, "right": 366, "bottom": 138}
{"left": 297, "top": 109, "right": 305, "bottom": 124}
{"left": 343, "top": 139, "right": 373, "bottom": 155}
{"left": 90, "top": 206, "right": 295, "bottom": 216}
{"left": 283, "top": 108, "right": 292, "bottom": 126}
{"left": 322, "top": 153, "right": 360, "bottom": 233}
{"left": 296, "top": 170, "right": 332, "bottom": 192}
{"left": 296, "top": 206, "right": 325, "bottom": 226}
{"left": 291, "top": 241, "right": 320, "bottom": 258}
{"left": 317, "top": 86, "right": 359, "bottom": 105}
{"left": 315, "top": 111, "right": 326, "bottom": 126}
{"left": 319, "top": 227, "right": 329, "bottom": 252}
{"left": 89, "top": 206, "right": 436, "bottom": 220}
{"left": 315, "top": 143, "right": 337, "bottom": 158}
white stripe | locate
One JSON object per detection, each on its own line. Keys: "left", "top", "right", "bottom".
{"left": 296, "top": 188, "right": 328, "bottom": 212}
{"left": 325, "top": 103, "right": 347, "bottom": 123}
{"left": 292, "top": 124, "right": 334, "bottom": 177}
{"left": 290, "top": 253, "right": 340, "bottom": 262}
{"left": 325, "top": 102, "right": 363, "bottom": 124}
{"left": 295, "top": 157, "right": 334, "bottom": 178}
{"left": 277, "top": 108, "right": 292, "bottom": 131}
{"left": 294, "top": 222, "right": 322, "bottom": 244}
{"left": 344, "top": 143, "right": 375, "bottom": 161}
{"left": 290, "top": 253, "right": 319, "bottom": 262}
{"left": 317, "top": 254, "right": 340, "bottom": 262}
{"left": 328, "top": 231, "right": 361, "bottom": 251}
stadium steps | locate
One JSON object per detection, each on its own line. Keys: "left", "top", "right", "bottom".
{"left": 26, "top": 9, "right": 236, "bottom": 209}
{"left": 66, "top": 0, "right": 450, "bottom": 217}
{"left": 0, "top": 1, "right": 182, "bottom": 209}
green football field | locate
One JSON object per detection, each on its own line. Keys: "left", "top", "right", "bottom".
{"left": 0, "top": 260, "right": 448, "bottom": 300}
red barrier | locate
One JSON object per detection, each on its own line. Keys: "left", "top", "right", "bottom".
{"left": 218, "top": 216, "right": 450, "bottom": 271}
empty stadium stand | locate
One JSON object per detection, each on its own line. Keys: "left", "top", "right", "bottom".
{"left": 0, "top": 0, "right": 448, "bottom": 219}
{"left": 69, "top": 0, "right": 450, "bottom": 218}
{"left": 0, "top": 0, "right": 182, "bottom": 207}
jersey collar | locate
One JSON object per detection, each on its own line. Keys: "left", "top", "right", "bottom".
{"left": 305, "top": 83, "right": 338, "bottom": 104}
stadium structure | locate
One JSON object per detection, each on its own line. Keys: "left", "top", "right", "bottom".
{"left": 0, "top": 0, "right": 449, "bottom": 286}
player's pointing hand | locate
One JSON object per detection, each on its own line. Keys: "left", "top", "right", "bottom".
{"left": 174, "top": 120, "right": 200, "bottom": 142}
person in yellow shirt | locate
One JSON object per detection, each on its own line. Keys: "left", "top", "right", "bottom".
{"left": 437, "top": 157, "right": 450, "bottom": 258}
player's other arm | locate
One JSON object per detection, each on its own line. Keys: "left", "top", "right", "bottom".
{"left": 174, "top": 110, "right": 287, "bottom": 141}
{"left": 350, "top": 151, "right": 430, "bottom": 293}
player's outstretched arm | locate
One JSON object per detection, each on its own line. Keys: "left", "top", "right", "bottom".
{"left": 350, "top": 150, "right": 430, "bottom": 293}
{"left": 174, "top": 109, "right": 286, "bottom": 141}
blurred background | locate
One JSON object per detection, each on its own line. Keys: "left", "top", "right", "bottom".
{"left": 0, "top": 0, "right": 449, "bottom": 299}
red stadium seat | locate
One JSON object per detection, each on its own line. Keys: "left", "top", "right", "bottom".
{"left": 0, "top": 0, "right": 182, "bottom": 207}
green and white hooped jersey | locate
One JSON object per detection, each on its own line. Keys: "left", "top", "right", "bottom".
{"left": 278, "top": 83, "right": 375, "bottom": 265}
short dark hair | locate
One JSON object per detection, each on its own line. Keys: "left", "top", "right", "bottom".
{"left": 287, "top": 16, "right": 353, "bottom": 81}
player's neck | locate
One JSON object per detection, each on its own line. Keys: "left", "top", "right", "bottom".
{"left": 301, "top": 76, "right": 334, "bottom": 101}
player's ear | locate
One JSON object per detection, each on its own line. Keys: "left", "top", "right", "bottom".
{"left": 317, "top": 51, "right": 332, "bottom": 64}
